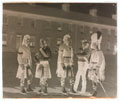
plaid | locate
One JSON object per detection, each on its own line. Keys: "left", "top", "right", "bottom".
{"left": 35, "top": 61, "right": 51, "bottom": 79}
{"left": 16, "top": 65, "right": 33, "bottom": 80}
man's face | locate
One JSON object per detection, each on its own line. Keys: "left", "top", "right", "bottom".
{"left": 65, "top": 38, "right": 71, "bottom": 46}
{"left": 40, "top": 40, "right": 44, "bottom": 48}
{"left": 25, "top": 38, "right": 31, "bottom": 46}
{"left": 44, "top": 41, "right": 47, "bottom": 47}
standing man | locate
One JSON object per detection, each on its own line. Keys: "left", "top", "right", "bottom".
{"left": 16, "top": 35, "right": 33, "bottom": 93}
{"left": 35, "top": 39, "right": 52, "bottom": 95}
{"left": 88, "top": 31, "right": 106, "bottom": 96}
{"left": 74, "top": 40, "right": 90, "bottom": 94}
{"left": 56, "top": 34, "right": 75, "bottom": 94}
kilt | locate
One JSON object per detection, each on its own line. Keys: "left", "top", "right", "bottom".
{"left": 56, "top": 62, "right": 74, "bottom": 78}
{"left": 35, "top": 61, "right": 51, "bottom": 79}
{"left": 56, "top": 62, "right": 65, "bottom": 78}
{"left": 16, "top": 64, "right": 33, "bottom": 79}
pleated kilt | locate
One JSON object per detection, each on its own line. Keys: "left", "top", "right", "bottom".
{"left": 57, "top": 57, "right": 74, "bottom": 78}
{"left": 35, "top": 61, "right": 52, "bottom": 79}
{"left": 16, "top": 64, "right": 33, "bottom": 80}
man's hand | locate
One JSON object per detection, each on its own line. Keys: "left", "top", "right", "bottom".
{"left": 20, "top": 64, "right": 25, "bottom": 70}
{"left": 61, "top": 63, "right": 66, "bottom": 70}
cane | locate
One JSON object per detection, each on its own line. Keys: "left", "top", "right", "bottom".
{"left": 95, "top": 73, "right": 108, "bottom": 97}
{"left": 98, "top": 79, "right": 108, "bottom": 97}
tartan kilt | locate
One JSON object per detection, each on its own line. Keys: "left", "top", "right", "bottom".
{"left": 16, "top": 65, "right": 33, "bottom": 79}
{"left": 35, "top": 61, "right": 51, "bottom": 79}
{"left": 56, "top": 64, "right": 74, "bottom": 78}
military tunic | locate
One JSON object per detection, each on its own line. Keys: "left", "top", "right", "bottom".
{"left": 16, "top": 45, "right": 33, "bottom": 80}
{"left": 56, "top": 43, "right": 74, "bottom": 78}
{"left": 88, "top": 50, "right": 105, "bottom": 82}
{"left": 35, "top": 46, "right": 52, "bottom": 81}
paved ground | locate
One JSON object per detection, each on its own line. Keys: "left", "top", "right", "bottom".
{"left": 3, "top": 53, "right": 117, "bottom": 98}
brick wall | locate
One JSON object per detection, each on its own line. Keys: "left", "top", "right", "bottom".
{"left": 2, "top": 10, "right": 117, "bottom": 55}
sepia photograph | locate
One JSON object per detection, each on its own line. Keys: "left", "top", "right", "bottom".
{"left": 2, "top": 3, "right": 117, "bottom": 99}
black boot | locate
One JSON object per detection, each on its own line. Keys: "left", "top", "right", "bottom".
{"left": 92, "top": 82, "right": 97, "bottom": 96}
{"left": 39, "top": 89, "right": 41, "bottom": 92}
{"left": 70, "top": 85, "right": 76, "bottom": 93}
{"left": 44, "top": 86, "right": 48, "bottom": 93}
{"left": 26, "top": 84, "right": 33, "bottom": 92}
{"left": 38, "top": 85, "right": 42, "bottom": 92}
{"left": 92, "top": 90, "right": 97, "bottom": 96}
{"left": 62, "top": 86, "right": 67, "bottom": 94}
{"left": 21, "top": 86, "right": 26, "bottom": 93}
{"left": 41, "top": 85, "right": 47, "bottom": 95}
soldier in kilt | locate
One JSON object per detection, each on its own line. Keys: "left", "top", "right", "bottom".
{"left": 56, "top": 34, "right": 76, "bottom": 94}
{"left": 16, "top": 35, "right": 33, "bottom": 93}
{"left": 88, "top": 31, "right": 105, "bottom": 96}
{"left": 34, "top": 39, "right": 52, "bottom": 95}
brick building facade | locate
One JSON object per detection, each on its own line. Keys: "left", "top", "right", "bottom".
{"left": 3, "top": 4, "right": 117, "bottom": 55}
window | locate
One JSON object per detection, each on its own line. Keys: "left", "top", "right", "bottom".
{"left": 101, "top": 28, "right": 108, "bottom": 34}
{"left": 107, "top": 41, "right": 111, "bottom": 51}
{"left": 56, "top": 22, "right": 62, "bottom": 31}
{"left": 3, "top": 34, "right": 8, "bottom": 46}
{"left": 3, "top": 14, "right": 8, "bottom": 26}
{"left": 46, "top": 37, "right": 51, "bottom": 47}
{"left": 92, "top": 27, "right": 98, "bottom": 32}
{"left": 16, "top": 35, "right": 22, "bottom": 50}
{"left": 52, "top": 21, "right": 63, "bottom": 31}
{"left": 84, "top": 25, "right": 90, "bottom": 34}
{"left": 68, "top": 23, "right": 72, "bottom": 32}
{"left": 45, "top": 20, "right": 52, "bottom": 30}
{"left": 17, "top": 17, "right": 23, "bottom": 26}
{"left": 30, "top": 36, "right": 36, "bottom": 47}
{"left": 57, "top": 22, "right": 62, "bottom": 31}
{"left": 31, "top": 19, "right": 36, "bottom": 28}
{"left": 111, "top": 29, "right": 117, "bottom": 37}
{"left": 79, "top": 25, "right": 84, "bottom": 33}
{"left": 57, "top": 38, "right": 62, "bottom": 46}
